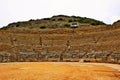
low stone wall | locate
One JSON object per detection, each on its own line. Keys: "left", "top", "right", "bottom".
{"left": 0, "top": 51, "right": 120, "bottom": 64}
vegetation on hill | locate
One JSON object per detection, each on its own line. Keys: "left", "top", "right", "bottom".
{"left": 0, "top": 15, "right": 106, "bottom": 30}
{"left": 112, "top": 20, "right": 120, "bottom": 28}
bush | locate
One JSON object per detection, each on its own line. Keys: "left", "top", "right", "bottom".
{"left": 42, "top": 18, "right": 50, "bottom": 20}
{"left": 16, "top": 24, "right": 19, "bottom": 27}
{"left": 68, "top": 19, "right": 73, "bottom": 22}
{"left": 29, "top": 19, "right": 34, "bottom": 21}
{"left": 58, "top": 18, "right": 64, "bottom": 21}
{"left": 51, "top": 19, "right": 56, "bottom": 21}
{"left": 0, "top": 26, "right": 9, "bottom": 30}
{"left": 64, "top": 24, "right": 70, "bottom": 28}
{"left": 73, "top": 19, "right": 77, "bottom": 22}
{"left": 40, "top": 26, "right": 47, "bottom": 29}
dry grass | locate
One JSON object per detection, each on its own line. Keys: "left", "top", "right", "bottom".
{"left": 0, "top": 62, "right": 120, "bottom": 80}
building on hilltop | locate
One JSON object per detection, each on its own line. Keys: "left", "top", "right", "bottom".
{"left": 70, "top": 22, "right": 79, "bottom": 28}
{"left": 70, "top": 22, "right": 90, "bottom": 28}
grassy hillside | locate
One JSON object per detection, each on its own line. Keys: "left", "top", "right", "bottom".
{"left": 1, "top": 15, "right": 106, "bottom": 30}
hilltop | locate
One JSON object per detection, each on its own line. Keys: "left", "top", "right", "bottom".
{"left": 1, "top": 15, "right": 106, "bottom": 30}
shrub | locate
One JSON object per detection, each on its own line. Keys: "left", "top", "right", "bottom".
{"left": 51, "top": 19, "right": 56, "bottom": 21}
{"left": 73, "top": 19, "right": 77, "bottom": 22}
{"left": 68, "top": 19, "right": 73, "bottom": 22}
{"left": 29, "top": 19, "right": 34, "bottom": 21}
{"left": 42, "top": 18, "right": 50, "bottom": 20}
{"left": 40, "top": 26, "right": 46, "bottom": 29}
{"left": 64, "top": 24, "right": 70, "bottom": 28}
{"left": 0, "top": 26, "right": 9, "bottom": 30}
{"left": 58, "top": 18, "right": 64, "bottom": 21}
{"left": 16, "top": 24, "right": 19, "bottom": 27}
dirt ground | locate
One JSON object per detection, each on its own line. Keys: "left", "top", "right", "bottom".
{"left": 0, "top": 62, "right": 120, "bottom": 80}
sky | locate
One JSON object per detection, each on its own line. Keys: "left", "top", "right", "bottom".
{"left": 0, "top": 0, "right": 120, "bottom": 28}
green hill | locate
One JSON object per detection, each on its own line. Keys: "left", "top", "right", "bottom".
{"left": 1, "top": 15, "right": 106, "bottom": 30}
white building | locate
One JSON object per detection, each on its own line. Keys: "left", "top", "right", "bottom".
{"left": 70, "top": 22, "right": 79, "bottom": 28}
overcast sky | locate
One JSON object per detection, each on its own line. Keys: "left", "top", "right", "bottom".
{"left": 0, "top": 0, "right": 120, "bottom": 28}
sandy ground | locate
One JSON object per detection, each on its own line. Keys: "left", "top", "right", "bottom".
{"left": 0, "top": 62, "right": 120, "bottom": 80}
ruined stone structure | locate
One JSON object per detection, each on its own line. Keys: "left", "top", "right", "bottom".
{"left": 0, "top": 25, "right": 120, "bottom": 63}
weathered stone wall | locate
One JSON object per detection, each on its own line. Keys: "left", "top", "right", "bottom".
{"left": 0, "top": 50, "right": 120, "bottom": 63}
